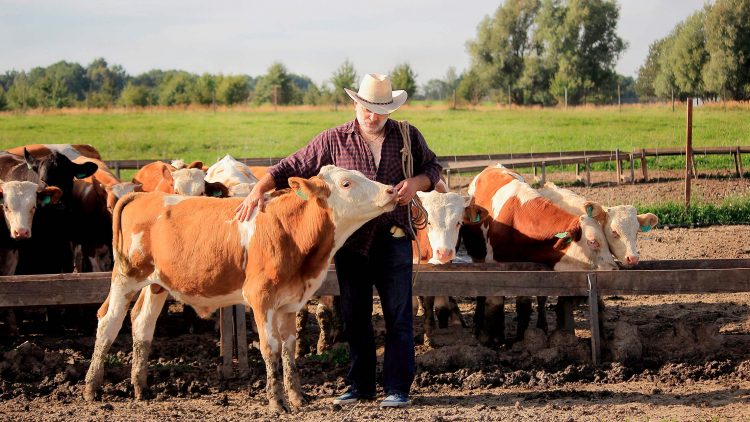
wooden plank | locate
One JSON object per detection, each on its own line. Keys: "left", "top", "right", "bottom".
{"left": 596, "top": 268, "right": 750, "bottom": 294}
{"left": 233, "top": 305, "right": 250, "bottom": 377}
{"left": 615, "top": 149, "right": 622, "bottom": 184}
{"left": 0, "top": 273, "right": 111, "bottom": 307}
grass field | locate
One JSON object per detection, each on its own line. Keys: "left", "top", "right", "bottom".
{"left": 1, "top": 103, "right": 748, "bottom": 165}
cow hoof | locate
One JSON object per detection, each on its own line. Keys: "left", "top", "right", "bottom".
{"left": 268, "top": 399, "right": 290, "bottom": 414}
{"left": 83, "top": 385, "right": 99, "bottom": 402}
{"left": 289, "top": 392, "right": 309, "bottom": 409}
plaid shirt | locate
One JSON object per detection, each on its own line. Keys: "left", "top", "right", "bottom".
{"left": 268, "top": 118, "right": 443, "bottom": 255}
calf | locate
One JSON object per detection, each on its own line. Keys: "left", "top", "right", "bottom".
{"left": 412, "top": 188, "right": 470, "bottom": 344}
{"left": 205, "top": 154, "right": 260, "bottom": 197}
{"left": 134, "top": 160, "right": 228, "bottom": 197}
{"left": 460, "top": 165, "right": 617, "bottom": 345}
{"left": 84, "top": 166, "right": 397, "bottom": 413}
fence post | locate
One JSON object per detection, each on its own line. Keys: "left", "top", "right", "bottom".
{"left": 629, "top": 153, "right": 635, "bottom": 185}
{"left": 615, "top": 149, "right": 623, "bottom": 184}
{"left": 584, "top": 158, "right": 591, "bottom": 187}
{"left": 685, "top": 98, "right": 693, "bottom": 211}
{"left": 587, "top": 273, "right": 601, "bottom": 366}
{"left": 640, "top": 149, "right": 649, "bottom": 182}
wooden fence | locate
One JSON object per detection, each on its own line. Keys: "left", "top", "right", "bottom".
{"left": 104, "top": 146, "right": 750, "bottom": 189}
{"left": 3, "top": 259, "right": 750, "bottom": 371}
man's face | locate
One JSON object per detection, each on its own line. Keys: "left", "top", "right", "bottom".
{"left": 355, "top": 103, "right": 389, "bottom": 135}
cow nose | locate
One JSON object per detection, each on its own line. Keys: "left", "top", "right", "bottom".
{"left": 625, "top": 255, "right": 639, "bottom": 266}
{"left": 13, "top": 228, "right": 30, "bottom": 239}
{"left": 385, "top": 187, "right": 395, "bottom": 196}
{"left": 435, "top": 248, "right": 454, "bottom": 263}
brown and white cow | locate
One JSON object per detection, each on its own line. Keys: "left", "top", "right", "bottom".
{"left": 411, "top": 187, "right": 470, "bottom": 344}
{"left": 460, "top": 165, "right": 618, "bottom": 345}
{"left": 205, "top": 154, "right": 260, "bottom": 197}
{"left": 133, "top": 160, "right": 228, "bottom": 198}
{"left": 84, "top": 165, "right": 397, "bottom": 413}
{"left": 538, "top": 182, "right": 659, "bottom": 267}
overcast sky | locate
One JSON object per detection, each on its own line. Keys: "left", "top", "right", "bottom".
{"left": 0, "top": 0, "right": 708, "bottom": 87}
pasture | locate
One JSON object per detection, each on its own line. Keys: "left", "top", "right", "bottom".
{"left": 1, "top": 103, "right": 749, "bottom": 163}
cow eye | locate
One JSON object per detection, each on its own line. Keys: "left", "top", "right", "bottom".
{"left": 611, "top": 230, "right": 620, "bottom": 238}
{"left": 340, "top": 179, "right": 351, "bottom": 188}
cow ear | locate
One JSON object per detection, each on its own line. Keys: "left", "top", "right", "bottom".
{"left": 38, "top": 186, "right": 63, "bottom": 206}
{"left": 583, "top": 201, "right": 608, "bottom": 227}
{"left": 434, "top": 179, "right": 449, "bottom": 193}
{"left": 204, "top": 181, "right": 229, "bottom": 198}
{"left": 637, "top": 213, "right": 659, "bottom": 232}
{"left": 289, "top": 177, "right": 316, "bottom": 201}
{"left": 187, "top": 161, "right": 204, "bottom": 170}
{"left": 74, "top": 162, "right": 98, "bottom": 179}
{"left": 24, "top": 148, "right": 39, "bottom": 172}
{"left": 161, "top": 165, "right": 174, "bottom": 183}
{"left": 462, "top": 201, "right": 489, "bottom": 224}
{"left": 0, "top": 183, "right": 4, "bottom": 203}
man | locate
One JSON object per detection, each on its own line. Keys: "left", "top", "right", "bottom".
{"left": 235, "top": 73, "right": 442, "bottom": 407}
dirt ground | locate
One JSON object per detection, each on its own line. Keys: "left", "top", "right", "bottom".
{"left": 2, "top": 171, "right": 750, "bottom": 421}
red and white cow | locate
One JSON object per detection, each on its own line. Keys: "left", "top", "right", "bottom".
{"left": 538, "top": 182, "right": 659, "bottom": 266}
{"left": 205, "top": 154, "right": 260, "bottom": 197}
{"left": 412, "top": 187, "right": 470, "bottom": 343}
{"left": 460, "top": 165, "right": 617, "bottom": 345}
{"left": 84, "top": 166, "right": 397, "bottom": 413}
{"left": 133, "top": 160, "right": 228, "bottom": 198}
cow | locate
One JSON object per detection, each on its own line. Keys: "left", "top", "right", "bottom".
{"left": 460, "top": 164, "right": 618, "bottom": 346}
{"left": 84, "top": 165, "right": 398, "bottom": 413}
{"left": 205, "top": 154, "right": 260, "bottom": 197}
{"left": 538, "top": 182, "right": 659, "bottom": 267}
{"left": 133, "top": 160, "right": 228, "bottom": 198}
{"left": 10, "top": 144, "right": 138, "bottom": 272}
{"left": 411, "top": 187, "right": 470, "bottom": 345}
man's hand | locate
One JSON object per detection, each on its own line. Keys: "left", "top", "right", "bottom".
{"left": 235, "top": 191, "right": 265, "bottom": 222}
{"left": 394, "top": 177, "right": 420, "bottom": 206}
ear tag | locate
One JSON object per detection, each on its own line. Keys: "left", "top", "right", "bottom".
{"left": 640, "top": 225, "right": 652, "bottom": 232}
{"left": 554, "top": 232, "right": 569, "bottom": 239}
{"left": 27, "top": 162, "right": 33, "bottom": 170}
{"left": 76, "top": 173, "right": 89, "bottom": 179}
{"left": 295, "top": 189, "right": 308, "bottom": 201}
{"left": 40, "top": 195, "right": 52, "bottom": 206}
{"left": 586, "top": 205, "right": 594, "bottom": 218}
{"left": 212, "top": 190, "right": 222, "bottom": 197}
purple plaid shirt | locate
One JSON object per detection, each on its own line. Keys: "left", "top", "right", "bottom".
{"left": 268, "top": 118, "right": 443, "bottom": 255}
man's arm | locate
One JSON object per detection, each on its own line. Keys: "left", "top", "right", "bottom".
{"left": 235, "top": 173, "right": 276, "bottom": 222}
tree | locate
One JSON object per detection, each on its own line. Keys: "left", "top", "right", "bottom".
{"left": 635, "top": 38, "right": 667, "bottom": 100}
{"left": 330, "top": 59, "right": 357, "bottom": 110}
{"left": 390, "top": 63, "right": 418, "bottom": 99}
{"left": 253, "top": 62, "right": 294, "bottom": 105}
{"left": 653, "top": 29, "right": 680, "bottom": 100}
{"left": 466, "top": 0, "right": 540, "bottom": 104}
{"left": 158, "top": 71, "right": 196, "bottom": 106}
{"left": 217, "top": 75, "right": 250, "bottom": 105}
{"left": 193, "top": 73, "right": 217, "bottom": 106}
{"left": 6, "top": 72, "right": 36, "bottom": 110}
{"left": 422, "top": 79, "right": 448, "bottom": 101}
{"left": 456, "top": 69, "right": 485, "bottom": 104}
{"left": 704, "top": 0, "right": 750, "bottom": 100}
{"left": 669, "top": 10, "right": 708, "bottom": 96}
{"left": 0, "top": 86, "right": 7, "bottom": 111}
{"left": 85, "top": 58, "right": 126, "bottom": 108}
{"left": 119, "top": 82, "right": 151, "bottom": 107}
{"left": 303, "top": 82, "right": 323, "bottom": 105}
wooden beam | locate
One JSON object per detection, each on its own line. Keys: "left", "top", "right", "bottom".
{"left": 587, "top": 274, "right": 601, "bottom": 366}
{"left": 233, "top": 305, "right": 250, "bottom": 377}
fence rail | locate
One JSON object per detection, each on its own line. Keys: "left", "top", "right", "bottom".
{"left": 103, "top": 146, "right": 750, "bottom": 189}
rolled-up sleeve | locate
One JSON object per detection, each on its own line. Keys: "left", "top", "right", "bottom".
{"left": 268, "top": 132, "right": 333, "bottom": 189}
{"left": 410, "top": 125, "right": 443, "bottom": 191}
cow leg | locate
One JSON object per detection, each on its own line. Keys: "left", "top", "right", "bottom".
{"left": 84, "top": 276, "right": 138, "bottom": 401}
{"left": 280, "top": 310, "right": 307, "bottom": 409}
{"left": 315, "top": 295, "right": 339, "bottom": 354}
{"left": 420, "top": 296, "right": 437, "bottom": 347}
{"left": 129, "top": 285, "right": 168, "bottom": 400}
{"left": 251, "top": 303, "right": 287, "bottom": 413}
{"left": 555, "top": 296, "right": 577, "bottom": 333}
{"left": 448, "top": 296, "right": 467, "bottom": 328}
{"left": 515, "top": 296, "right": 533, "bottom": 342}
{"left": 536, "top": 296, "right": 549, "bottom": 333}
{"left": 295, "top": 304, "right": 310, "bottom": 358}
{"left": 480, "top": 296, "right": 505, "bottom": 346}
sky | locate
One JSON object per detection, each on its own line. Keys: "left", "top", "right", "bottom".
{"left": 0, "top": 0, "right": 709, "bottom": 87}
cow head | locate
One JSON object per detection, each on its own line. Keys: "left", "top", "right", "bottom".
{"left": 105, "top": 182, "right": 143, "bottom": 214}
{"left": 24, "top": 148, "right": 97, "bottom": 197}
{"left": 172, "top": 168, "right": 207, "bottom": 196}
{"left": 416, "top": 190, "right": 471, "bottom": 264}
{"left": 556, "top": 214, "right": 618, "bottom": 271}
{"left": 0, "top": 180, "right": 62, "bottom": 239}
{"left": 310, "top": 165, "right": 397, "bottom": 246}
{"left": 600, "top": 206, "right": 659, "bottom": 267}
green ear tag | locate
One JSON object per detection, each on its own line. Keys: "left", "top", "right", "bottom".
{"left": 27, "top": 162, "right": 33, "bottom": 170}
{"left": 640, "top": 225, "right": 652, "bottom": 232}
{"left": 473, "top": 214, "right": 481, "bottom": 223}
{"left": 586, "top": 205, "right": 593, "bottom": 218}
{"left": 41, "top": 195, "right": 51, "bottom": 206}
{"left": 295, "top": 189, "right": 308, "bottom": 201}
{"left": 554, "top": 232, "right": 569, "bottom": 239}
{"left": 76, "top": 173, "right": 89, "bottom": 179}
{"left": 212, "top": 190, "right": 222, "bottom": 197}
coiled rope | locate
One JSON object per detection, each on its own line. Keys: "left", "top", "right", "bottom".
{"left": 398, "top": 120, "right": 429, "bottom": 286}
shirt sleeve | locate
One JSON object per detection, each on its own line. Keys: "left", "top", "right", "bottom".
{"left": 268, "top": 131, "right": 333, "bottom": 189}
{"left": 409, "top": 125, "right": 443, "bottom": 191}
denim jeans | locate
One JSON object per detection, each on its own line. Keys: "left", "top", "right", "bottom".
{"left": 333, "top": 227, "right": 415, "bottom": 397}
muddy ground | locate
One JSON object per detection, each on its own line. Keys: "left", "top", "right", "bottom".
{"left": 2, "top": 170, "right": 750, "bottom": 421}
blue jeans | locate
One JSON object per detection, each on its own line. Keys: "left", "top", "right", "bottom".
{"left": 333, "top": 228, "right": 415, "bottom": 397}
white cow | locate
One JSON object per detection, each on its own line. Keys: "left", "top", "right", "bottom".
{"left": 205, "top": 155, "right": 260, "bottom": 197}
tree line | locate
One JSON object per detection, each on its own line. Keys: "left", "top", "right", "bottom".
{"left": 1, "top": 0, "right": 747, "bottom": 111}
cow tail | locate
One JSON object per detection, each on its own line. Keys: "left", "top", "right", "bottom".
{"left": 112, "top": 191, "right": 141, "bottom": 267}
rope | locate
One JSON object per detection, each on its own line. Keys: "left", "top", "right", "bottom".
{"left": 398, "top": 120, "right": 428, "bottom": 287}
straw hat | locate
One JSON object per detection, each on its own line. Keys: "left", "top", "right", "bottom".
{"left": 344, "top": 73, "right": 407, "bottom": 115}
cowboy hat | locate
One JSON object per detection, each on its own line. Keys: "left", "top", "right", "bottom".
{"left": 344, "top": 73, "right": 407, "bottom": 115}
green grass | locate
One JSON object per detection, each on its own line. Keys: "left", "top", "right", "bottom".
{"left": 638, "top": 196, "right": 750, "bottom": 226}
{"left": 1, "top": 104, "right": 748, "bottom": 166}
